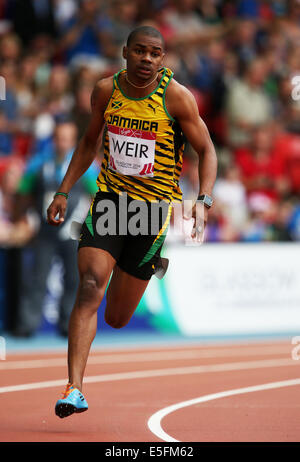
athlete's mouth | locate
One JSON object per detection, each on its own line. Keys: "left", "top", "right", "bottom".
{"left": 138, "top": 66, "right": 152, "bottom": 73}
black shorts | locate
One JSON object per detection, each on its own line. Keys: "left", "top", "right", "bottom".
{"left": 78, "top": 191, "right": 171, "bottom": 280}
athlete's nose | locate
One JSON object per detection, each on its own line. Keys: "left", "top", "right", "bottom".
{"left": 141, "top": 52, "right": 152, "bottom": 64}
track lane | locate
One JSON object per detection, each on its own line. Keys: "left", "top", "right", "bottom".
{"left": 0, "top": 340, "right": 299, "bottom": 442}
{"left": 0, "top": 341, "right": 293, "bottom": 387}
{"left": 157, "top": 380, "right": 300, "bottom": 442}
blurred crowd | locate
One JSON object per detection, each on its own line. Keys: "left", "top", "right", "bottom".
{"left": 0, "top": 0, "right": 299, "bottom": 247}
{"left": 0, "top": 0, "right": 299, "bottom": 335}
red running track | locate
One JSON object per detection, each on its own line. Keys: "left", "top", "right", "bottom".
{"left": 0, "top": 339, "right": 300, "bottom": 442}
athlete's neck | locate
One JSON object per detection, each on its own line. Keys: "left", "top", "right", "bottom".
{"left": 126, "top": 72, "right": 158, "bottom": 89}
{"left": 122, "top": 70, "right": 162, "bottom": 98}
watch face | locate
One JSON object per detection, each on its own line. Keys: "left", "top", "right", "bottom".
{"left": 198, "top": 195, "right": 213, "bottom": 207}
{"left": 205, "top": 196, "right": 213, "bottom": 207}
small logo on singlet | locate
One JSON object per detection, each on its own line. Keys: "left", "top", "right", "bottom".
{"left": 147, "top": 103, "right": 158, "bottom": 114}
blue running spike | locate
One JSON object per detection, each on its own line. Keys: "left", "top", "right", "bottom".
{"left": 55, "top": 384, "right": 88, "bottom": 418}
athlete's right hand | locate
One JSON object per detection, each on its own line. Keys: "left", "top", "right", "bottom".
{"left": 47, "top": 196, "right": 67, "bottom": 226}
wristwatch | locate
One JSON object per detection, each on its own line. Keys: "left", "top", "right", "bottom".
{"left": 197, "top": 194, "right": 214, "bottom": 209}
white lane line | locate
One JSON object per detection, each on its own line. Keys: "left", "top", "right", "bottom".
{"left": 147, "top": 378, "right": 300, "bottom": 442}
{"left": 0, "top": 357, "right": 297, "bottom": 394}
{"left": 0, "top": 345, "right": 291, "bottom": 370}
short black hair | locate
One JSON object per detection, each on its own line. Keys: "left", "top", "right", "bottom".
{"left": 126, "top": 26, "right": 164, "bottom": 49}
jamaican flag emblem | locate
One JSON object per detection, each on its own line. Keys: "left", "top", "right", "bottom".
{"left": 112, "top": 101, "right": 122, "bottom": 109}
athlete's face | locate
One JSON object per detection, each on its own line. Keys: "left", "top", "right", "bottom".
{"left": 123, "top": 34, "right": 165, "bottom": 81}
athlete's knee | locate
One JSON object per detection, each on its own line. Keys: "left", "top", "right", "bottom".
{"left": 104, "top": 310, "right": 130, "bottom": 329}
{"left": 77, "top": 271, "right": 105, "bottom": 308}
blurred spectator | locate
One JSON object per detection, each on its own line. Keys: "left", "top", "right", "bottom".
{"left": 0, "top": 60, "right": 19, "bottom": 156}
{"left": 0, "top": 0, "right": 14, "bottom": 22}
{"left": 53, "top": 0, "right": 78, "bottom": 34}
{"left": 156, "top": 0, "right": 227, "bottom": 88}
{"left": 14, "top": 54, "right": 39, "bottom": 135}
{"left": 204, "top": 199, "right": 239, "bottom": 242}
{"left": 32, "top": 35, "right": 56, "bottom": 89}
{"left": 160, "top": 0, "right": 225, "bottom": 50}
{"left": 12, "top": 121, "right": 99, "bottom": 337}
{"left": 58, "top": 0, "right": 110, "bottom": 73}
{"left": 287, "top": 202, "right": 300, "bottom": 241}
{"left": 40, "top": 65, "right": 74, "bottom": 120}
{"left": 234, "top": 123, "right": 288, "bottom": 202}
{"left": 270, "top": 0, "right": 287, "bottom": 17}
{"left": 0, "top": 32, "right": 22, "bottom": 63}
{"left": 241, "top": 199, "right": 294, "bottom": 242}
{"left": 240, "top": 212, "right": 268, "bottom": 241}
{"left": 96, "top": 0, "right": 138, "bottom": 66}
{"left": 71, "top": 83, "right": 93, "bottom": 140}
{"left": 70, "top": 65, "right": 99, "bottom": 138}
{"left": 0, "top": 156, "right": 29, "bottom": 333}
{"left": 190, "top": 38, "right": 229, "bottom": 144}
{"left": 196, "top": 0, "right": 222, "bottom": 25}
{"left": 231, "top": 18, "right": 258, "bottom": 71}
{"left": 273, "top": 121, "right": 300, "bottom": 196}
{"left": 213, "top": 163, "right": 249, "bottom": 233}
{"left": 265, "top": 200, "right": 294, "bottom": 241}
{"left": 0, "top": 109, "right": 15, "bottom": 156}
{"left": 0, "top": 0, "right": 298, "bottom": 254}
{"left": 226, "top": 57, "right": 273, "bottom": 147}
{"left": 192, "top": 38, "right": 227, "bottom": 93}
{"left": 279, "top": 0, "right": 300, "bottom": 46}
{"left": 276, "top": 75, "right": 296, "bottom": 121}
{"left": 0, "top": 156, "right": 29, "bottom": 247}
{"left": 12, "top": 0, "right": 57, "bottom": 46}
{"left": 179, "top": 147, "right": 199, "bottom": 201}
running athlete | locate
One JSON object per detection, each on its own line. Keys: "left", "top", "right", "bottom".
{"left": 48, "top": 26, "right": 218, "bottom": 418}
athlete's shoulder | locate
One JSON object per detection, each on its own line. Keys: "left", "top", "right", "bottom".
{"left": 167, "top": 77, "right": 194, "bottom": 101}
{"left": 91, "top": 75, "right": 114, "bottom": 112}
{"left": 165, "top": 77, "right": 198, "bottom": 119}
{"left": 92, "top": 75, "right": 114, "bottom": 98}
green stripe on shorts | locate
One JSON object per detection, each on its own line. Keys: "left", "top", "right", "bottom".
{"left": 85, "top": 209, "right": 94, "bottom": 237}
{"left": 138, "top": 228, "right": 168, "bottom": 268}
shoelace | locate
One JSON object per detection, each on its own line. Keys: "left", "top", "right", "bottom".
{"left": 61, "top": 383, "right": 75, "bottom": 399}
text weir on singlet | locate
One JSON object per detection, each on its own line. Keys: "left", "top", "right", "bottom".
{"left": 108, "top": 125, "right": 156, "bottom": 177}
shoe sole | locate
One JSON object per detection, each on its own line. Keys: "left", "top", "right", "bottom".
{"left": 55, "top": 402, "right": 88, "bottom": 419}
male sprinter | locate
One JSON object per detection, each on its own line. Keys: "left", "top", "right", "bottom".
{"left": 48, "top": 26, "right": 217, "bottom": 418}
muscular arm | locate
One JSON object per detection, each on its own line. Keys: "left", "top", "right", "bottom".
{"left": 166, "top": 81, "right": 218, "bottom": 197}
{"left": 166, "top": 81, "right": 218, "bottom": 236}
{"left": 47, "top": 77, "right": 113, "bottom": 226}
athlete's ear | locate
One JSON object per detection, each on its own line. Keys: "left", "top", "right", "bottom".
{"left": 122, "top": 46, "right": 128, "bottom": 60}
